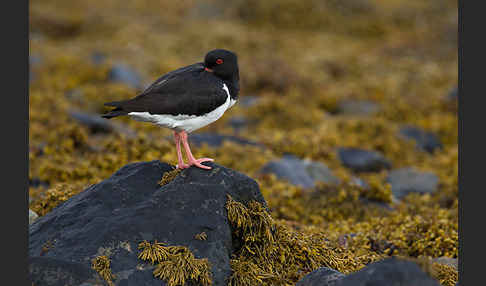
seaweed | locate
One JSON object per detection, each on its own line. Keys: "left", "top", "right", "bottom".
{"left": 138, "top": 240, "right": 212, "bottom": 286}
{"left": 158, "top": 168, "right": 182, "bottom": 186}
{"left": 91, "top": 255, "right": 115, "bottom": 286}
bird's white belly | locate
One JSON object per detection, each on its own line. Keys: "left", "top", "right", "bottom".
{"left": 128, "top": 89, "right": 233, "bottom": 133}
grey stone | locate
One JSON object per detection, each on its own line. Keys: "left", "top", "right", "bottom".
{"left": 303, "top": 160, "right": 341, "bottom": 186}
{"left": 228, "top": 116, "right": 251, "bottom": 132}
{"left": 68, "top": 110, "right": 137, "bottom": 138}
{"left": 260, "top": 155, "right": 340, "bottom": 189}
{"left": 338, "top": 148, "right": 391, "bottom": 173}
{"left": 238, "top": 96, "right": 260, "bottom": 107}
{"left": 296, "top": 267, "right": 344, "bottom": 286}
{"left": 29, "top": 161, "right": 266, "bottom": 286}
{"left": 399, "top": 126, "right": 443, "bottom": 153}
{"left": 108, "top": 63, "right": 143, "bottom": 89}
{"left": 387, "top": 168, "right": 439, "bottom": 199}
{"left": 336, "top": 100, "right": 380, "bottom": 116}
{"left": 334, "top": 257, "right": 441, "bottom": 286}
{"left": 188, "top": 132, "right": 262, "bottom": 148}
{"left": 260, "top": 155, "right": 315, "bottom": 188}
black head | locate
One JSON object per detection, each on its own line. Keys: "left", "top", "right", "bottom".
{"left": 204, "top": 49, "right": 239, "bottom": 80}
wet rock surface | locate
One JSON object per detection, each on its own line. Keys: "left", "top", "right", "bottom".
{"left": 29, "top": 161, "right": 266, "bottom": 286}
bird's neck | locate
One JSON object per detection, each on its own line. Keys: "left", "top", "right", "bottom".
{"left": 223, "top": 77, "right": 239, "bottom": 100}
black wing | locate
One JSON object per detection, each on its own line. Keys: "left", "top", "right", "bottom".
{"left": 103, "top": 63, "right": 229, "bottom": 117}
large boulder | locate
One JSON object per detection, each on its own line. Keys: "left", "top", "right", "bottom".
{"left": 29, "top": 161, "right": 266, "bottom": 286}
{"left": 334, "top": 257, "right": 441, "bottom": 286}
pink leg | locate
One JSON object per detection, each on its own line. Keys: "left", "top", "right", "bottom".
{"left": 173, "top": 131, "right": 189, "bottom": 169}
{"left": 179, "top": 131, "right": 214, "bottom": 170}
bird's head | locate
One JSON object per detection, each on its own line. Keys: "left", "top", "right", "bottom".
{"left": 204, "top": 49, "right": 239, "bottom": 81}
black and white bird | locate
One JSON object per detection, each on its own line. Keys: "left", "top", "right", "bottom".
{"left": 102, "top": 49, "right": 239, "bottom": 170}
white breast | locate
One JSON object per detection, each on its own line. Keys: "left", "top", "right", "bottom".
{"left": 128, "top": 83, "right": 234, "bottom": 133}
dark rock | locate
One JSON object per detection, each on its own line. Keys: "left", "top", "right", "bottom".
{"left": 336, "top": 100, "right": 380, "bottom": 116}
{"left": 29, "top": 161, "right": 266, "bottom": 286}
{"left": 260, "top": 155, "right": 340, "bottom": 189}
{"left": 189, "top": 132, "right": 262, "bottom": 148}
{"left": 108, "top": 63, "right": 143, "bottom": 89}
{"left": 68, "top": 110, "right": 136, "bottom": 138}
{"left": 334, "top": 257, "right": 441, "bottom": 286}
{"left": 296, "top": 267, "right": 344, "bottom": 286}
{"left": 399, "top": 126, "right": 443, "bottom": 153}
{"left": 30, "top": 257, "right": 106, "bottom": 286}
{"left": 338, "top": 148, "right": 391, "bottom": 173}
{"left": 387, "top": 167, "right": 439, "bottom": 199}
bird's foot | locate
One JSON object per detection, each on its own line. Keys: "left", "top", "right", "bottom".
{"left": 176, "top": 163, "right": 190, "bottom": 169}
{"left": 188, "top": 158, "right": 214, "bottom": 170}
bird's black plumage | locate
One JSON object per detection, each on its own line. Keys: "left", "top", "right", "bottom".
{"left": 102, "top": 49, "right": 239, "bottom": 119}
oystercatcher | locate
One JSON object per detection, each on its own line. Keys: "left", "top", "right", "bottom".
{"left": 102, "top": 49, "right": 239, "bottom": 170}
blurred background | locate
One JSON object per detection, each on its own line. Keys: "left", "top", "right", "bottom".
{"left": 29, "top": 0, "right": 458, "bottom": 284}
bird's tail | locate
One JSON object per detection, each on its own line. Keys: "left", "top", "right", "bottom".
{"left": 101, "top": 101, "right": 129, "bottom": 119}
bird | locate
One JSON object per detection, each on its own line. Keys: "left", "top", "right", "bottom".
{"left": 102, "top": 49, "right": 240, "bottom": 170}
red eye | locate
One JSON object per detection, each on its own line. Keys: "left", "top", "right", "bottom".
{"left": 216, "top": 59, "right": 223, "bottom": 65}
